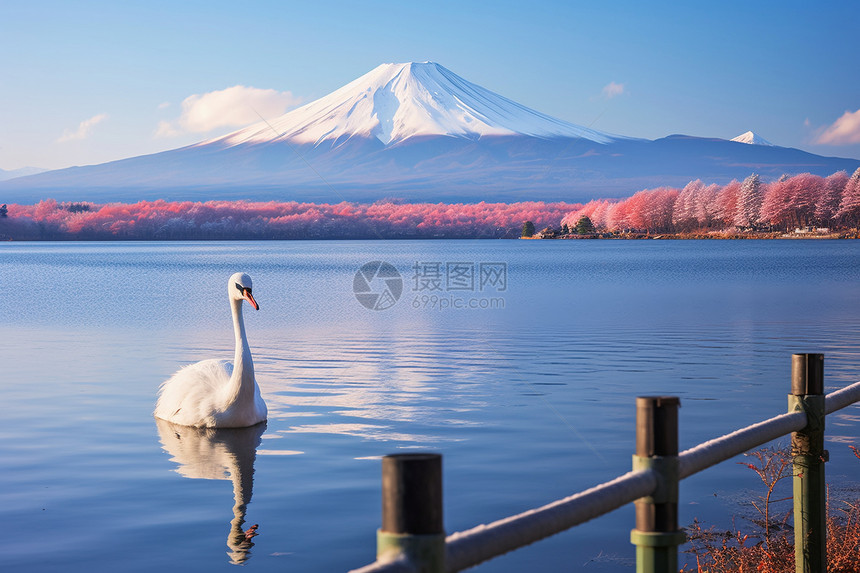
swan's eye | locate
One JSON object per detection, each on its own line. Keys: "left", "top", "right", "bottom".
{"left": 235, "top": 282, "right": 244, "bottom": 293}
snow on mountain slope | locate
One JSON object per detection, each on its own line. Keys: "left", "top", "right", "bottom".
{"left": 731, "top": 131, "right": 774, "bottom": 146}
{"left": 208, "top": 62, "right": 618, "bottom": 147}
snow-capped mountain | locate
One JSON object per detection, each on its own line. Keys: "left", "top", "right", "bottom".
{"left": 211, "top": 62, "right": 619, "bottom": 147}
{"left": 731, "top": 131, "right": 774, "bottom": 146}
{"left": 2, "top": 63, "right": 858, "bottom": 205}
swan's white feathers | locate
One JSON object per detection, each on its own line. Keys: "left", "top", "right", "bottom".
{"left": 155, "top": 359, "right": 233, "bottom": 427}
{"left": 156, "top": 358, "right": 267, "bottom": 428}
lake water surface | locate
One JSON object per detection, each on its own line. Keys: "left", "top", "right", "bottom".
{"left": 1, "top": 239, "right": 859, "bottom": 572}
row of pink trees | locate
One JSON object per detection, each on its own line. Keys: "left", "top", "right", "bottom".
{"left": 0, "top": 199, "right": 578, "bottom": 240}
{"left": 562, "top": 168, "right": 860, "bottom": 233}
{"left": 3, "top": 168, "right": 858, "bottom": 240}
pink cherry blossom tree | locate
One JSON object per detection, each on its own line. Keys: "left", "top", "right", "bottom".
{"left": 760, "top": 173, "right": 823, "bottom": 230}
{"left": 837, "top": 167, "right": 860, "bottom": 226}
{"left": 714, "top": 180, "right": 741, "bottom": 228}
{"left": 814, "top": 171, "right": 848, "bottom": 224}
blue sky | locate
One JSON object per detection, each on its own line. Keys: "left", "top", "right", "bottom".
{"left": 2, "top": 0, "right": 859, "bottom": 170}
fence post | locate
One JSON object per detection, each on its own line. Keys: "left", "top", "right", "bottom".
{"left": 377, "top": 453, "right": 445, "bottom": 572}
{"left": 631, "top": 396, "right": 684, "bottom": 573}
{"left": 789, "top": 354, "right": 827, "bottom": 573}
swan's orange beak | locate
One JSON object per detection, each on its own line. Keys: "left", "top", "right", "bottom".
{"left": 243, "top": 289, "right": 259, "bottom": 310}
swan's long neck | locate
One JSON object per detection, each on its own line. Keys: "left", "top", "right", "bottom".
{"left": 227, "top": 298, "right": 255, "bottom": 404}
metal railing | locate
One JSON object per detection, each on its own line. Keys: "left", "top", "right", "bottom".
{"left": 350, "top": 354, "right": 860, "bottom": 573}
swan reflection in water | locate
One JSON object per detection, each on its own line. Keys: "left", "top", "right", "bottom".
{"left": 156, "top": 419, "right": 266, "bottom": 565}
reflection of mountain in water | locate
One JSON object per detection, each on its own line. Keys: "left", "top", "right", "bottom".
{"left": 155, "top": 419, "right": 265, "bottom": 565}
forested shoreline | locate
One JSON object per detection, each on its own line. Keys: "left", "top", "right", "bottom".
{"left": 1, "top": 169, "right": 859, "bottom": 241}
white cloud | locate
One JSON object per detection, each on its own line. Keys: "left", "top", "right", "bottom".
{"left": 154, "top": 120, "right": 181, "bottom": 138}
{"left": 816, "top": 108, "right": 860, "bottom": 145}
{"left": 155, "top": 85, "right": 302, "bottom": 138}
{"left": 157, "top": 101, "right": 171, "bottom": 110}
{"left": 57, "top": 113, "right": 109, "bottom": 143}
{"left": 601, "top": 82, "right": 625, "bottom": 99}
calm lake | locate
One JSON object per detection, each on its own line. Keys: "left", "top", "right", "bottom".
{"left": 1, "top": 239, "right": 859, "bottom": 572}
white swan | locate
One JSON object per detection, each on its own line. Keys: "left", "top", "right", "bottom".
{"left": 155, "top": 272, "right": 267, "bottom": 428}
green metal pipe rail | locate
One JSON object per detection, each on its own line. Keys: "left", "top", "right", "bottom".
{"left": 351, "top": 354, "right": 860, "bottom": 573}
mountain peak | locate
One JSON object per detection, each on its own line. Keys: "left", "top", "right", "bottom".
{"left": 731, "top": 131, "right": 774, "bottom": 146}
{"left": 211, "top": 61, "right": 617, "bottom": 147}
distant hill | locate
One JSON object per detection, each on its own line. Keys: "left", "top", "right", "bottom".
{"left": 0, "top": 166, "right": 47, "bottom": 182}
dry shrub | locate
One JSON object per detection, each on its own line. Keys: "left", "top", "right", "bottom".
{"left": 827, "top": 498, "right": 860, "bottom": 573}
{"left": 682, "top": 445, "right": 860, "bottom": 572}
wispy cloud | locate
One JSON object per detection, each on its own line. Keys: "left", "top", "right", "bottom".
{"left": 816, "top": 108, "right": 860, "bottom": 145}
{"left": 157, "top": 101, "right": 171, "bottom": 110}
{"left": 57, "top": 113, "right": 109, "bottom": 143}
{"left": 154, "top": 120, "right": 181, "bottom": 138}
{"left": 601, "top": 82, "right": 625, "bottom": 99}
{"left": 155, "top": 85, "right": 302, "bottom": 138}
